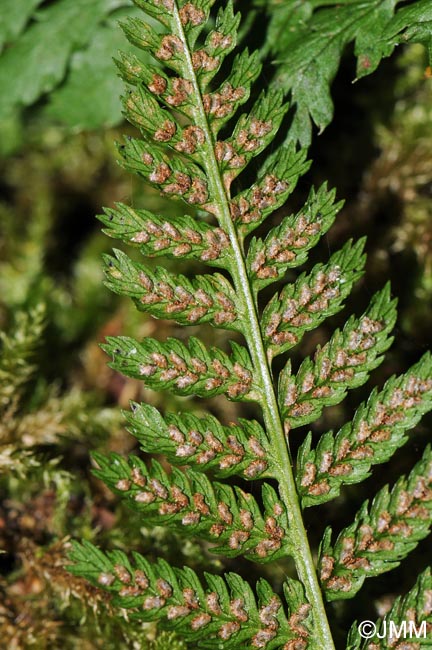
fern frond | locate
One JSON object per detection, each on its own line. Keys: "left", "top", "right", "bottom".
{"left": 279, "top": 285, "right": 397, "bottom": 430}
{"left": 125, "top": 404, "right": 271, "bottom": 480}
{"left": 297, "top": 352, "right": 432, "bottom": 507}
{"left": 202, "top": 48, "right": 262, "bottom": 134}
{"left": 119, "top": 136, "right": 211, "bottom": 207}
{"left": 92, "top": 454, "right": 289, "bottom": 562}
{"left": 217, "top": 89, "right": 288, "bottom": 187}
{"left": 229, "top": 145, "right": 309, "bottom": 237}
{"left": 69, "top": 540, "right": 313, "bottom": 649}
{"left": 0, "top": 0, "right": 132, "bottom": 123}
{"left": 319, "top": 445, "right": 432, "bottom": 601}
{"left": 117, "top": 46, "right": 262, "bottom": 129}
{"left": 67, "top": 2, "right": 432, "bottom": 649}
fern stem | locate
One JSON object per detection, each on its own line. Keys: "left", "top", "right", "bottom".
{"left": 173, "top": 4, "right": 335, "bottom": 647}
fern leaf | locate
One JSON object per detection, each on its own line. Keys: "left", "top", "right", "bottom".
{"left": 264, "top": 0, "right": 432, "bottom": 145}
{"left": 116, "top": 46, "right": 261, "bottom": 131}
{"left": 69, "top": 540, "right": 313, "bottom": 649}
{"left": 262, "top": 239, "right": 366, "bottom": 360}
{"left": 102, "top": 335, "right": 258, "bottom": 401}
{"left": 247, "top": 184, "right": 343, "bottom": 292}
{"left": 122, "top": 85, "right": 185, "bottom": 149}
{"left": 203, "top": 49, "right": 261, "bottom": 135}
{"left": 0, "top": 0, "right": 121, "bottom": 120}
{"left": 92, "top": 454, "right": 289, "bottom": 562}
{"left": 67, "top": 2, "right": 432, "bottom": 649}
{"left": 229, "top": 145, "right": 309, "bottom": 237}
{"left": 45, "top": 9, "right": 146, "bottom": 130}
{"left": 118, "top": 136, "right": 211, "bottom": 208}
{"left": 125, "top": 404, "right": 271, "bottom": 480}
{"left": 192, "top": 1, "right": 240, "bottom": 83}
{"left": 99, "top": 204, "right": 230, "bottom": 267}
{"left": 279, "top": 286, "right": 397, "bottom": 430}
{"left": 115, "top": 56, "right": 194, "bottom": 117}
{"left": 218, "top": 89, "right": 288, "bottom": 188}
{"left": 0, "top": 0, "right": 43, "bottom": 52}
{"left": 319, "top": 445, "right": 432, "bottom": 601}
{"left": 103, "top": 250, "right": 240, "bottom": 328}
{"left": 366, "top": 0, "right": 432, "bottom": 78}
{"left": 297, "top": 352, "right": 432, "bottom": 507}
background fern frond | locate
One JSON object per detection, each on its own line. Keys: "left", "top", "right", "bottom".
{"left": 262, "top": 0, "right": 432, "bottom": 145}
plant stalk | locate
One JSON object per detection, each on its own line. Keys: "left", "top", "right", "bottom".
{"left": 173, "top": 4, "right": 335, "bottom": 648}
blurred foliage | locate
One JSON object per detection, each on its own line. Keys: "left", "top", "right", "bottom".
{"left": 0, "top": 1, "right": 431, "bottom": 645}
{"left": 0, "top": 0, "right": 148, "bottom": 140}
{"left": 354, "top": 45, "right": 432, "bottom": 343}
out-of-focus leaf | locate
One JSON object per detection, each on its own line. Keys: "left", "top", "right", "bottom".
{"left": 46, "top": 10, "right": 145, "bottom": 130}
{"left": 0, "top": 0, "right": 44, "bottom": 52}
{"left": 0, "top": 0, "right": 130, "bottom": 119}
